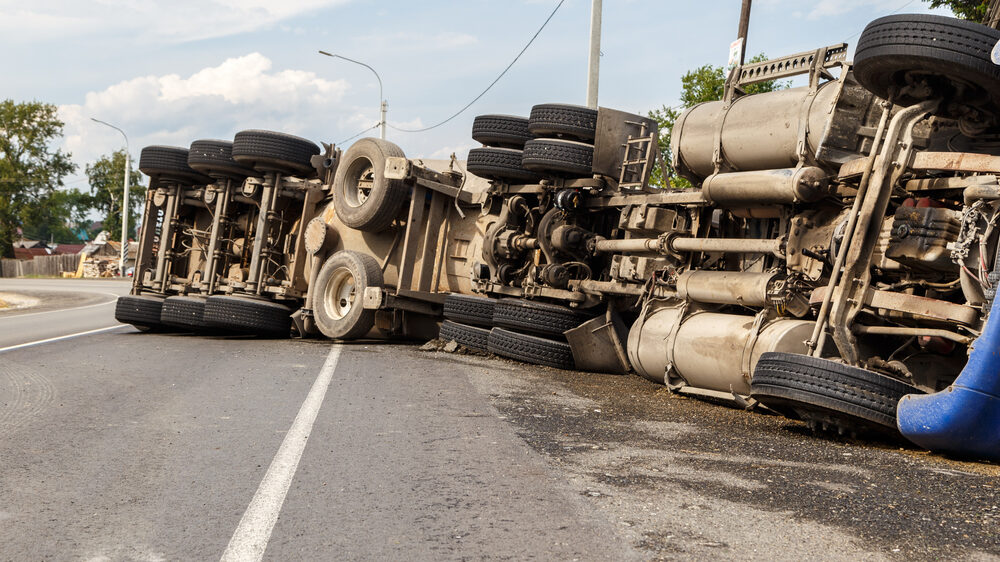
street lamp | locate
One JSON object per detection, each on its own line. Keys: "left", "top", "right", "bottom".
{"left": 318, "top": 51, "right": 387, "bottom": 140}
{"left": 90, "top": 117, "right": 131, "bottom": 276}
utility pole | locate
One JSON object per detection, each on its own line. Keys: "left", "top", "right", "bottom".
{"left": 319, "top": 51, "right": 387, "bottom": 140}
{"left": 988, "top": 0, "right": 1000, "bottom": 29}
{"left": 586, "top": 0, "right": 602, "bottom": 109}
{"left": 90, "top": 118, "right": 130, "bottom": 276}
{"left": 738, "top": 0, "right": 752, "bottom": 65}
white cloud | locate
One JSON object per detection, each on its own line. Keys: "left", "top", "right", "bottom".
{"left": 0, "top": 0, "right": 352, "bottom": 43}
{"left": 58, "top": 53, "right": 348, "bottom": 180}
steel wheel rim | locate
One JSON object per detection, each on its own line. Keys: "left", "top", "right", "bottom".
{"left": 324, "top": 267, "right": 356, "bottom": 321}
{"left": 345, "top": 158, "right": 374, "bottom": 208}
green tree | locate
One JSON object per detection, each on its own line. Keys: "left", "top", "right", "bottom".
{"left": 85, "top": 149, "right": 143, "bottom": 242}
{"left": 0, "top": 100, "right": 76, "bottom": 257}
{"left": 19, "top": 188, "right": 94, "bottom": 244}
{"left": 925, "top": 0, "right": 988, "bottom": 21}
{"left": 648, "top": 54, "right": 788, "bottom": 188}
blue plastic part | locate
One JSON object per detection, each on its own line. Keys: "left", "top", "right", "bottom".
{"left": 897, "top": 298, "right": 1000, "bottom": 462}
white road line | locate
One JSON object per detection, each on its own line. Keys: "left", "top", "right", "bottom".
{"left": 0, "top": 325, "right": 127, "bottom": 354}
{"left": 220, "top": 345, "right": 343, "bottom": 562}
{"left": 0, "top": 292, "right": 120, "bottom": 319}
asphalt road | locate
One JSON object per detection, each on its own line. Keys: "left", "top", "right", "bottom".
{"left": 1, "top": 279, "right": 998, "bottom": 560}
{"left": 0, "top": 278, "right": 130, "bottom": 350}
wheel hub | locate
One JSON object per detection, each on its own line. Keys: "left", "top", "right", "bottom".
{"left": 324, "top": 267, "right": 356, "bottom": 320}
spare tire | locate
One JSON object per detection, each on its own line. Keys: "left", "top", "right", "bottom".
{"left": 854, "top": 14, "right": 1000, "bottom": 113}
{"left": 139, "top": 146, "right": 212, "bottom": 185}
{"left": 528, "top": 103, "right": 598, "bottom": 141}
{"left": 232, "top": 130, "right": 320, "bottom": 176}
{"left": 751, "top": 352, "right": 923, "bottom": 436}
{"left": 472, "top": 115, "right": 532, "bottom": 148}
{"left": 521, "top": 139, "right": 594, "bottom": 177}
{"left": 333, "top": 138, "right": 408, "bottom": 232}
{"left": 188, "top": 139, "right": 257, "bottom": 179}
{"left": 466, "top": 147, "right": 540, "bottom": 184}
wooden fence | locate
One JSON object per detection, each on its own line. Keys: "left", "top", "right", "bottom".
{"left": 1, "top": 254, "right": 81, "bottom": 278}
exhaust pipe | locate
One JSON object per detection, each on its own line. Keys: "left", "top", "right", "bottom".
{"left": 896, "top": 298, "right": 1000, "bottom": 462}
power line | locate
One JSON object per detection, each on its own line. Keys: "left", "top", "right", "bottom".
{"left": 388, "top": 0, "right": 567, "bottom": 133}
{"left": 338, "top": 123, "right": 381, "bottom": 145}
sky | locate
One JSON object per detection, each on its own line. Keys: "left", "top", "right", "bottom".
{"left": 2, "top": 0, "right": 954, "bottom": 190}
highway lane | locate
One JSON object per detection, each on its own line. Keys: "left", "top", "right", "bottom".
{"left": 0, "top": 280, "right": 997, "bottom": 559}
{"left": 0, "top": 278, "right": 130, "bottom": 350}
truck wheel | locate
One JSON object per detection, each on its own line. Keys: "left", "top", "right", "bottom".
{"left": 443, "top": 294, "right": 496, "bottom": 327}
{"left": 115, "top": 295, "right": 169, "bottom": 331}
{"left": 139, "top": 146, "right": 212, "bottom": 185}
{"left": 466, "top": 147, "right": 540, "bottom": 184}
{"left": 492, "top": 298, "right": 595, "bottom": 339}
{"left": 521, "top": 139, "right": 594, "bottom": 177}
{"left": 232, "top": 129, "right": 320, "bottom": 176}
{"left": 488, "top": 327, "right": 576, "bottom": 370}
{"left": 313, "top": 250, "right": 384, "bottom": 340}
{"left": 333, "top": 138, "right": 408, "bottom": 232}
{"left": 188, "top": 139, "right": 257, "bottom": 179}
{"left": 528, "top": 103, "right": 598, "bottom": 142}
{"left": 854, "top": 14, "right": 1000, "bottom": 113}
{"left": 439, "top": 320, "right": 490, "bottom": 352}
{"left": 160, "top": 296, "right": 207, "bottom": 331}
{"left": 472, "top": 115, "right": 532, "bottom": 148}
{"left": 203, "top": 295, "right": 292, "bottom": 337}
{"left": 751, "top": 352, "right": 923, "bottom": 436}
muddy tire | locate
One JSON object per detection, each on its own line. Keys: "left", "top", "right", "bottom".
{"left": 472, "top": 115, "right": 532, "bottom": 148}
{"left": 751, "top": 352, "right": 923, "bottom": 436}
{"left": 521, "top": 139, "right": 594, "bottom": 177}
{"left": 492, "top": 298, "right": 595, "bottom": 339}
{"left": 232, "top": 130, "right": 320, "bottom": 176}
{"left": 488, "top": 327, "right": 575, "bottom": 370}
{"left": 439, "top": 320, "right": 490, "bottom": 352}
{"left": 854, "top": 14, "right": 1000, "bottom": 113}
{"left": 313, "top": 250, "right": 383, "bottom": 340}
{"left": 115, "top": 295, "right": 168, "bottom": 331}
{"left": 528, "top": 103, "right": 598, "bottom": 142}
{"left": 188, "top": 139, "right": 257, "bottom": 179}
{"left": 466, "top": 147, "right": 541, "bottom": 184}
{"left": 203, "top": 295, "right": 292, "bottom": 337}
{"left": 159, "top": 295, "right": 207, "bottom": 331}
{"left": 139, "top": 146, "right": 212, "bottom": 185}
{"left": 443, "top": 294, "right": 496, "bottom": 327}
{"left": 333, "top": 138, "right": 408, "bottom": 232}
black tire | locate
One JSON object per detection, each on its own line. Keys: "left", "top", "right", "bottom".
{"left": 312, "top": 250, "right": 383, "bottom": 340}
{"left": 115, "top": 295, "right": 167, "bottom": 330}
{"left": 528, "top": 103, "right": 598, "bottom": 141}
{"left": 443, "top": 294, "right": 496, "bottom": 327}
{"left": 854, "top": 14, "right": 1000, "bottom": 112}
{"left": 333, "top": 138, "right": 408, "bottom": 232}
{"left": 188, "top": 139, "right": 257, "bottom": 179}
{"left": 488, "top": 327, "right": 575, "bottom": 370}
{"left": 160, "top": 296, "right": 207, "bottom": 331}
{"left": 492, "top": 298, "right": 595, "bottom": 339}
{"left": 751, "top": 352, "right": 923, "bottom": 436}
{"left": 439, "top": 320, "right": 490, "bottom": 352}
{"left": 521, "top": 139, "right": 594, "bottom": 177}
{"left": 472, "top": 115, "right": 532, "bottom": 148}
{"left": 203, "top": 295, "right": 292, "bottom": 337}
{"left": 139, "top": 146, "right": 212, "bottom": 185}
{"left": 466, "top": 147, "right": 541, "bottom": 184}
{"left": 232, "top": 130, "right": 320, "bottom": 176}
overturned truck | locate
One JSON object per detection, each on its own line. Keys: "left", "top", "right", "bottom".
{"left": 117, "top": 13, "right": 1000, "bottom": 461}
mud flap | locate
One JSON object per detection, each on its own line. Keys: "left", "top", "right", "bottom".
{"left": 897, "top": 299, "right": 1000, "bottom": 461}
{"left": 565, "top": 312, "right": 630, "bottom": 375}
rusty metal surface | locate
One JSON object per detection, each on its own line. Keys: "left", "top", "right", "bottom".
{"left": 865, "top": 288, "right": 979, "bottom": 326}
